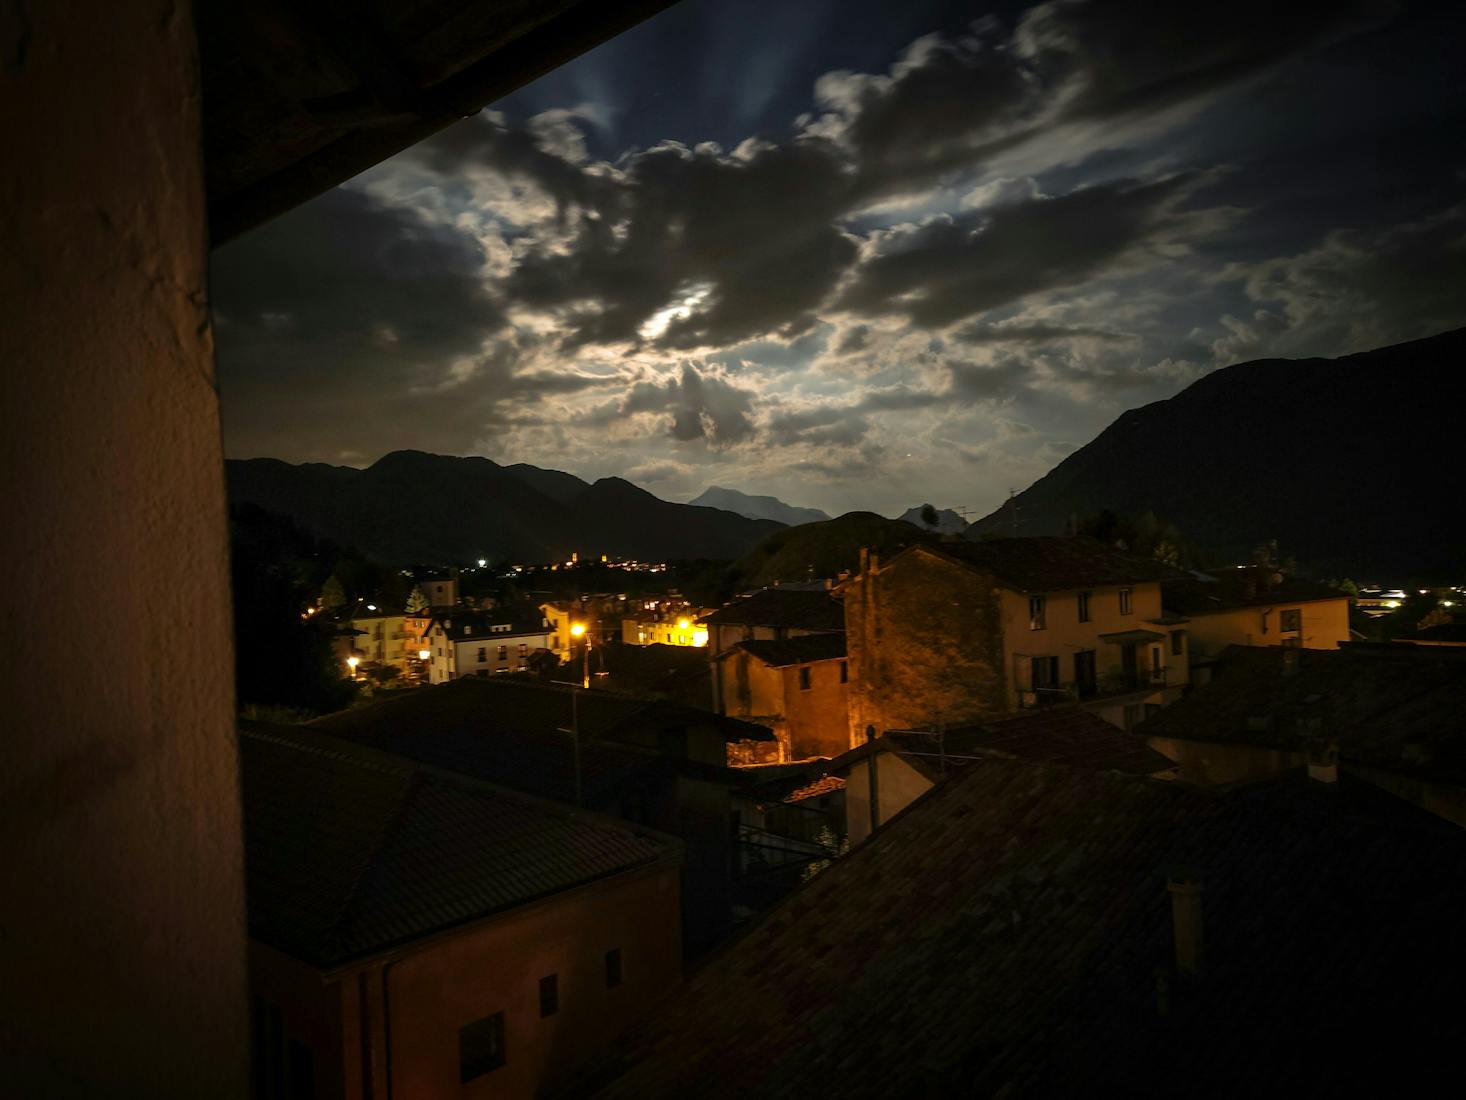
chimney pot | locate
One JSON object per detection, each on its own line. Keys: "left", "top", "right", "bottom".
{"left": 1167, "top": 874, "right": 1204, "bottom": 976}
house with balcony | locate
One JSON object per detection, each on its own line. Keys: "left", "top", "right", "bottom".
{"left": 425, "top": 609, "right": 555, "bottom": 683}
{"left": 844, "top": 536, "right": 1191, "bottom": 738}
{"left": 343, "top": 604, "right": 409, "bottom": 673}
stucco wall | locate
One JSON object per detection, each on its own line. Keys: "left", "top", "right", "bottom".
{"left": 386, "top": 865, "right": 682, "bottom": 1099}
{"left": 1185, "top": 598, "right": 1351, "bottom": 657}
{"left": 781, "top": 660, "right": 852, "bottom": 758}
{"left": 846, "top": 548, "right": 1006, "bottom": 742}
{"left": 0, "top": 2, "right": 248, "bottom": 1094}
{"left": 845, "top": 753, "right": 934, "bottom": 846}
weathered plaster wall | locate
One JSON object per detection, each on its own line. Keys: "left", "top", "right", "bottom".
{"left": 1185, "top": 599, "right": 1351, "bottom": 657}
{"left": 0, "top": 2, "right": 248, "bottom": 1093}
{"left": 781, "top": 660, "right": 851, "bottom": 759}
{"left": 386, "top": 865, "right": 682, "bottom": 1099}
{"left": 845, "top": 753, "right": 934, "bottom": 846}
{"left": 846, "top": 549, "right": 1006, "bottom": 743}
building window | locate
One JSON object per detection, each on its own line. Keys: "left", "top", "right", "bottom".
{"left": 1119, "top": 588, "right": 1133, "bottom": 615}
{"left": 518, "top": 643, "right": 528, "bottom": 657}
{"left": 497, "top": 645, "right": 508, "bottom": 660}
{"left": 539, "top": 975, "right": 559, "bottom": 1018}
{"left": 1280, "top": 608, "right": 1302, "bottom": 633}
{"left": 1030, "top": 655, "right": 1059, "bottom": 689}
{"left": 798, "top": 667, "right": 812, "bottom": 691}
{"left": 459, "top": 1013, "right": 506, "bottom": 1082}
{"left": 1074, "top": 650, "right": 1097, "bottom": 697}
{"left": 1029, "top": 595, "right": 1046, "bottom": 630}
{"left": 839, "top": 661, "right": 848, "bottom": 684}
{"left": 605, "top": 948, "right": 623, "bottom": 988}
{"left": 477, "top": 647, "right": 487, "bottom": 663}
{"left": 1078, "top": 591, "right": 1091, "bottom": 623}
{"left": 1170, "top": 630, "right": 1185, "bottom": 656}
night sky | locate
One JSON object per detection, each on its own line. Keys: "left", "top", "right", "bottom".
{"left": 211, "top": 0, "right": 1466, "bottom": 519}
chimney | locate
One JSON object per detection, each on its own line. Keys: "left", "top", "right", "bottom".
{"left": 1307, "top": 737, "right": 1339, "bottom": 784}
{"left": 1167, "top": 874, "right": 1204, "bottom": 976}
{"left": 1282, "top": 646, "right": 1299, "bottom": 677}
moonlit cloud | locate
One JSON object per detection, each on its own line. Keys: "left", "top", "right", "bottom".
{"left": 213, "top": 0, "right": 1466, "bottom": 518}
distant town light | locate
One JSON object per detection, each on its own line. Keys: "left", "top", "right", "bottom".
{"left": 366, "top": 603, "right": 376, "bottom": 611}
{"left": 419, "top": 649, "right": 431, "bottom": 661}
{"left": 478, "top": 558, "right": 487, "bottom": 568}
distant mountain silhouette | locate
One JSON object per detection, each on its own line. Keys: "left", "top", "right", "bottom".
{"left": 226, "top": 450, "right": 783, "bottom": 564}
{"left": 897, "top": 504, "right": 968, "bottom": 534}
{"left": 731, "top": 511, "right": 938, "bottom": 590}
{"left": 689, "top": 486, "right": 831, "bottom": 526}
{"left": 967, "top": 329, "right": 1466, "bottom": 578}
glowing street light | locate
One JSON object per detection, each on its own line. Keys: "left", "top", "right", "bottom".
{"left": 346, "top": 655, "right": 360, "bottom": 680}
{"left": 570, "top": 622, "right": 590, "bottom": 689}
{"left": 418, "top": 649, "right": 431, "bottom": 661}
{"left": 677, "top": 618, "right": 691, "bottom": 630}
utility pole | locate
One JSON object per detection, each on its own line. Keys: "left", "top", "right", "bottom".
{"left": 556, "top": 690, "right": 584, "bottom": 807}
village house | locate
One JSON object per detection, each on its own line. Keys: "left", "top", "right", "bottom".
{"left": 309, "top": 678, "right": 776, "bottom": 958}
{"left": 700, "top": 586, "right": 845, "bottom": 657}
{"left": 711, "top": 634, "right": 850, "bottom": 763}
{"left": 240, "top": 722, "right": 682, "bottom": 1100}
{"left": 425, "top": 609, "right": 555, "bottom": 683}
{"left": 1138, "top": 643, "right": 1466, "bottom": 826}
{"left": 620, "top": 598, "right": 712, "bottom": 648}
{"left": 576, "top": 754, "right": 1466, "bottom": 1098}
{"left": 343, "top": 603, "right": 409, "bottom": 672}
{"left": 1161, "top": 569, "right": 1352, "bottom": 681}
{"left": 844, "top": 537, "right": 1191, "bottom": 741}
{"left": 833, "top": 706, "right": 1177, "bottom": 845}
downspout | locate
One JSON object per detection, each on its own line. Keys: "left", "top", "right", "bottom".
{"left": 866, "top": 724, "right": 881, "bottom": 834}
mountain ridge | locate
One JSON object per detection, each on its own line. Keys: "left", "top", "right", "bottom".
{"left": 967, "top": 328, "right": 1466, "bottom": 577}
{"left": 689, "top": 486, "right": 831, "bottom": 526}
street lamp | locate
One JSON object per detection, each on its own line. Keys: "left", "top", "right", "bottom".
{"left": 418, "top": 649, "right": 431, "bottom": 661}
{"left": 570, "top": 622, "right": 590, "bottom": 690}
{"left": 346, "top": 655, "right": 360, "bottom": 680}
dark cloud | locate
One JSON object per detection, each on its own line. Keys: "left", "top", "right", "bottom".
{"left": 839, "top": 176, "right": 1195, "bottom": 327}
{"left": 581, "top": 362, "right": 758, "bottom": 446}
{"left": 952, "top": 322, "right": 1132, "bottom": 344}
{"left": 503, "top": 137, "right": 858, "bottom": 350}
{"left": 946, "top": 357, "right": 1030, "bottom": 401}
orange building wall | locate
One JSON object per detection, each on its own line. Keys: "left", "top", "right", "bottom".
{"left": 249, "top": 864, "right": 682, "bottom": 1100}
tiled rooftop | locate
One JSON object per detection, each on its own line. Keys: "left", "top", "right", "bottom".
{"left": 1137, "top": 644, "right": 1466, "bottom": 783}
{"left": 721, "top": 633, "right": 849, "bottom": 667}
{"left": 887, "top": 706, "right": 1175, "bottom": 777}
{"left": 1162, "top": 572, "right": 1349, "bottom": 615}
{"left": 239, "top": 722, "right": 679, "bottom": 969}
{"left": 577, "top": 756, "right": 1466, "bottom": 1097}
{"left": 931, "top": 536, "right": 1187, "bottom": 592}
{"left": 702, "top": 588, "right": 846, "bottom": 631}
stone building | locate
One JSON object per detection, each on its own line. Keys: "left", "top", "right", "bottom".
{"left": 712, "top": 634, "right": 850, "bottom": 762}
{"left": 844, "top": 537, "right": 1189, "bottom": 741}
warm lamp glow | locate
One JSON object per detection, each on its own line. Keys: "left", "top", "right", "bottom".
{"left": 419, "top": 649, "right": 431, "bottom": 661}
{"left": 570, "top": 622, "right": 586, "bottom": 638}
{"left": 677, "top": 618, "right": 691, "bottom": 630}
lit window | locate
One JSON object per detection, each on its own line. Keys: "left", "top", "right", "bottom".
{"left": 1119, "top": 588, "right": 1133, "bottom": 615}
{"left": 518, "top": 643, "right": 528, "bottom": 657}
{"left": 497, "top": 645, "right": 507, "bottom": 660}
{"left": 1029, "top": 595, "right": 1046, "bottom": 630}
{"left": 605, "top": 948, "right": 623, "bottom": 989}
{"left": 1078, "top": 591, "right": 1091, "bottom": 623}
{"left": 459, "top": 1013, "right": 505, "bottom": 1082}
{"left": 798, "top": 667, "right": 812, "bottom": 691}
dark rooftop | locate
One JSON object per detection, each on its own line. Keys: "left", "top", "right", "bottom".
{"left": 239, "top": 722, "right": 678, "bottom": 970}
{"left": 1162, "top": 571, "right": 1350, "bottom": 616}
{"left": 885, "top": 707, "right": 1175, "bottom": 778}
{"left": 702, "top": 588, "right": 846, "bottom": 632}
{"left": 1137, "top": 644, "right": 1466, "bottom": 784}
{"left": 933, "top": 536, "right": 1187, "bottom": 592}
{"left": 720, "top": 634, "right": 848, "bottom": 668}
{"left": 432, "top": 607, "right": 552, "bottom": 639}
{"left": 578, "top": 757, "right": 1466, "bottom": 1098}
{"left": 309, "top": 679, "right": 772, "bottom": 806}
